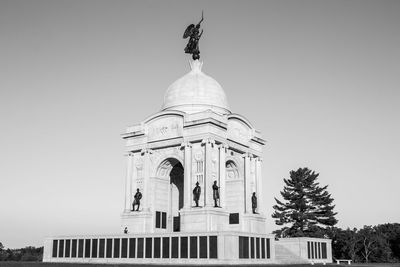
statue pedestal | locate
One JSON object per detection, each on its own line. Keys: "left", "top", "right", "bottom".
{"left": 120, "top": 210, "right": 153, "bottom": 234}
{"left": 180, "top": 207, "right": 229, "bottom": 232}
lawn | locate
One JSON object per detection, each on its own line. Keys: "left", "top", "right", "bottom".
{"left": 0, "top": 263, "right": 400, "bottom": 267}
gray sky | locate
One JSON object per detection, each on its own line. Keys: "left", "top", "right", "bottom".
{"left": 0, "top": 0, "right": 399, "bottom": 248}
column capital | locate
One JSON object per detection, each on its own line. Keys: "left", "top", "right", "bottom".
{"left": 218, "top": 143, "right": 229, "bottom": 150}
{"left": 255, "top": 156, "right": 263, "bottom": 162}
{"left": 140, "top": 148, "right": 154, "bottom": 155}
{"left": 242, "top": 152, "right": 254, "bottom": 159}
{"left": 201, "top": 138, "right": 215, "bottom": 145}
{"left": 180, "top": 141, "right": 193, "bottom": 149}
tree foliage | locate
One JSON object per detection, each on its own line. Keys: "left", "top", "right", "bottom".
{"left": 327, "top": 224, "right": 400, "bottom": 263}
{"left": 272, "top": 167, "right": 338, "bottom": 237}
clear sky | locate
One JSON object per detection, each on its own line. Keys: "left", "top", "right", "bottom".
{"left": 0, "top": 0, "right": 399, "bottom": 248}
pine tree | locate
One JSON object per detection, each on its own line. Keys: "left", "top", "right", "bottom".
{"left": 272, "top": 167, "right": 338, "bottom": 238}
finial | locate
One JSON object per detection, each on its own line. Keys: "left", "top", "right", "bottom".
{"left": 189, "top": 60, "right": 203, "bottom": 73}
{"left": 183, "top": 11, "right": 204, "bottom": 60}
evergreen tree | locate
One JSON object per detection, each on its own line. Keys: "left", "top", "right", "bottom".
{"left": 272, "top": 167, "right": 338, "bottom": 237}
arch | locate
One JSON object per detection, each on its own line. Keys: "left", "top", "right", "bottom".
{"left": 154, "top": 157, "right": 184, "bottom": 232}
{"left": 226, "top": 159, "right": 240, "bottom": 180}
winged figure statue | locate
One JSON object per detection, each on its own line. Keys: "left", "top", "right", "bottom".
{"left": 183, "top": 12, "right": 204, "bottom": 60}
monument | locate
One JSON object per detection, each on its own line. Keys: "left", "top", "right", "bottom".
{"left": 43, "top": 15, "right": 332, "bottom": 264}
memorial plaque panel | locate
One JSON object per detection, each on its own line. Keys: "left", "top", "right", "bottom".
{"left": 209, "top": 236, "right": 217, "bottom": 259}
{"left": 311, "top": 241, "right": 314, "bottom": 259}
{"left": 156, "top": 211, "right": 161, "bottom": 228}
{"left": 91, "top": 239, "right": 97, "bottom": 258}
{"left": 129, "top": 238, "right": 136, "bottom": 258}
{"left": 121, "top": 238, "right": 128, "bottom": 258}
{"left": 84, "top": 239, "right": 90, "bottom": 258}
{"left": 180, "top": 237, "right": 188, "bottom": 258}
{"left": 244, "top": 236, "right": 249, "bottom": 259}
{"left": 137, "top": 238, "right": 144, "bottom": 258}
{"left": 72, "top": 239, "right": 77, "bottom": 258}
{"left": 59, "top": 240, "right": 64, "bottom": 257}
{"left": 200, "top": 236, "right": 207, "bottom": 258}
{"left": 229, "top": 213, "right": 239, "bottom": 224}
{"left": 190, "top": 236, "right": 197, "bottom": 258}
{"left": 172, "top": 237, "right": 179, "bottom": 258}
{"left": 145, "top": 238, "right": 152, "bottom": 258}
{"left": 99, "top": 239, "right": 105, "bottom": 258}
{"left": 78, "top": 239, "right": 84, "bottom": 258}
{"left": 154, "top": 237, "right": 161, "bottom": 258}
{"left": 65, "top": 240, "right": 70, "bottom": 257}
{"left": 114, "top": 238, "right": 120, "bottom": 258}
{"left": 52, "top": 240, "right": 58, "bottom": 258}
{"left": 162, "top": 212, "right": 167, "bottom": 229}
{"left": 162, "top": 237, "right": 169, "bottom": 258}
{"left": 250, "top": 237, "right": 254, "bottom": 259}
{"left": 322, "top": 242, "right": 327, "bottom": 259}
{"left": 106, "top": 239, "right": 112, "bottom": 258}
{"left": 261, "top": 238, "right": 265, "bottom": 259}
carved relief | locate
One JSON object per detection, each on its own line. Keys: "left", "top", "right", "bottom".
{"left": 226, "top": 160, "right": 239, "bottom": 180}
{"left": 147, "top": 116, "right": 183, "bottom": 142}
{"left": 227, "top": 119, "right": 252, "bottom": 144}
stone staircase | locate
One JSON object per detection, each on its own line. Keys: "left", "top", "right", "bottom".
{"left": 274, "top": 243, "right": 309, "bottom": 264}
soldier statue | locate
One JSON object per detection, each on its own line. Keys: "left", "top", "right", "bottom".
{"left": 252, "top": 192, "right": 258, "bottom": 214}
{"left": 132, "top": 188, "right": 142, "bottom": 211}
{"left": 183, "top": 12, "right": 204, "bottom": 60}
{"left": 212, "top": 180, "right": 220, "bottom": 207}
{"left": 193, "top": 181, "right": 201, "bottom": 207}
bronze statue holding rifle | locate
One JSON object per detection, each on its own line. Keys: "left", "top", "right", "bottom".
{"left": 183, "top": 12, "right": 204, "bottom": 60}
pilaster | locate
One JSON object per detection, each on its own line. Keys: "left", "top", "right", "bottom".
{"left": 181, "top": 141, "right": 193, "bottom": 209}
{"left": 255, "top": 157, "right": 263, "bottom": 214}
{"left": 202, "top": 138, "right": 215, "bottom": 207}
{"left": 219, "top": 143, "right": 228, "bottom": 208}
{"left": 243, "top": 152, "right": 253, "bottom": 213}
{"left": 141, "top": 148, "right": 153, "bottom": 212}
{"left": 124, "top": 153, "right": 134, "bottom": 211}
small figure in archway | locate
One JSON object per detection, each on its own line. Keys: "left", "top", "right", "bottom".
{"left": 252, "top": 192, "right": 258, "bottom": 214}
{"left": 193, "top": 181, "right": 201, "bottom": 207}
{"left": 132, "top": 188, "right": 142, "bottom": 211}
{"left": 212, "top": 180, "right": 220, "bottom": 207}
{"left": 123, "top": 227, "right": 128, "bottom": 234}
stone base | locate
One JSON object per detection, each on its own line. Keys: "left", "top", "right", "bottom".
{"left": 43, "top": 231, "right": 275, "bottom": 264}
{"left": 120, "top": 210, "right": 153, "bottom": 234}
{"left": 275, "top": 237, "right": 332, "bottom": 264}
{"left": 180, "top": 207, "right": 229, "bottom": 232}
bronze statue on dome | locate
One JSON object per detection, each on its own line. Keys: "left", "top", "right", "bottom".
{"left": 183, "top": 12, "right": 203, "bottom": 60}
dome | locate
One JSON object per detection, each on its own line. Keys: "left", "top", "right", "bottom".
{"left": 162, "top": 60, "right": 230, "bottom": 114}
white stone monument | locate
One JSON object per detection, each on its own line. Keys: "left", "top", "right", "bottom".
{"left": 43, "top": 59, "right": 332, "bottom": 264}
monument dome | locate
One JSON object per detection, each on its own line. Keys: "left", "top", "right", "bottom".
{"left": 162, "top": 60, "right": 231, "bottom": 114}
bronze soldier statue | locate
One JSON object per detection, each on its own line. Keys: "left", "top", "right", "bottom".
{"left": 193, "top": 181, "right": 201, "bottom": 207}
{"left": 212, "top": 180, "right": 220, "bottom": 207}
{"left": 183, "top": 12, "right": 204, "bottom": 60}
{"left": 132, "top": 188, "right": 142, "bottom": 211}
{"left": 252, "top": 192, "right": 258, "bottom": 214}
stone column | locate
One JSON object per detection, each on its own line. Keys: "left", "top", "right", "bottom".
{"left": 181, "top": 142, "right": 192, "bottom": 209}
{"left": 124, "top": 153, "right": 134, "bottom": 212}
{"left": 255, "top": 157, "right": 263, "bottom": 214}
{"left": 243, "top": 153, "right": 253, "bottom": 213}
{"left": 203, "top": 138, "right": 215, "bottom": 207}
{"left": 141, "top": 148, "right": 153, "bottom": 212}
{"left": 219, "top": 143, "right": 228, "bottom": 208}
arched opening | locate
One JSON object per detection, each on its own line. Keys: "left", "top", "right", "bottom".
{"left": 225, "top": 160, "right": 243, "bottom": 213}
{"left": 156, "top": 158, "right": 184, "bottom": 232}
